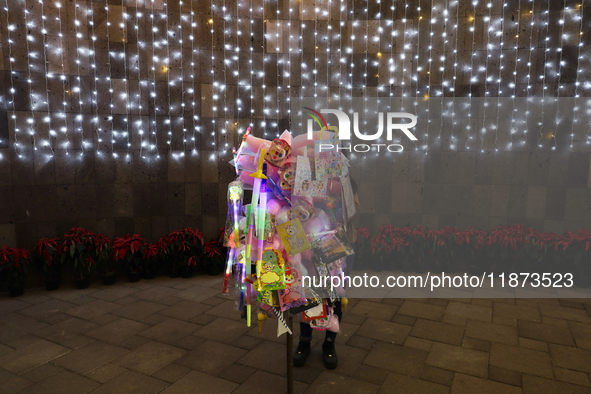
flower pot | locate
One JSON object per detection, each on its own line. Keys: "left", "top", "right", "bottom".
{"left": 180, "top": 266, "right": 193, "bottom": 278}
{"left": 168, "top": 268, "right": 180, "bottom": 278}
{"left": 45, "top": 279, "right": 60, "bottom": 291}
{"left": 128, "top": 272, "right": 142, "bottom": 283}
{"left": 75, "top": 278, "right": 90, "bottom": 289}
{"left": 8, "top": 285, "right": 24, "bottom": 297}
{"left": 102, "top": 274, "right": 116, "bottom": 286}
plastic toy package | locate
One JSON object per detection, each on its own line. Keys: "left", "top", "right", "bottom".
{"left": 223, "top": 127, "right": 356, "bottom": 336}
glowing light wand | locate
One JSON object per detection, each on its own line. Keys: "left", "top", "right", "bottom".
{"left": 255, "top": 163, "right": 269, "bottom": 289}
{"left": 234, "top": 127, "right": 251, "bottom": 171}
{"left": 223, "top": 181, "right": 243, "bottom": 294}
{"left": 246, "top": 148, "right": 267, "bottom": 327}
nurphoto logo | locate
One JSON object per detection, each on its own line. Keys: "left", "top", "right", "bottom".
{"left": 303, "top": 107, "right": 418, "bottom": 153}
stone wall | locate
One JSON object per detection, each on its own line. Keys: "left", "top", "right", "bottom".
{"left": 1, "top": 0, "right": 591, "bottom": 247}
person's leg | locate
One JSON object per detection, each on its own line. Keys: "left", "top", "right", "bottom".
{"left": 294, "top": 322, "right": 313, "bottom": 367}
{"left": 322, "top": 300, "right": 342, "bottom": 369}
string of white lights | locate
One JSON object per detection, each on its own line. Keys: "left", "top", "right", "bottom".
{"left": 189, "top": 1, "right": 198, "bottom": 155}
{"left": 480, "top": 2, "right": 493, "bottom": 152}
{"left": 509, "top": 0, "right": 521, "bottom": 150}
{"left": 537, "top": 1, "right": 550, "bottom": 148}
{"left": 449, "top": 0, "right": 459, "bottom": 150}
{"left": 134, "top": 0, "right": 145, "bottom": 159}
{"left": 492, "top": 2, "right": 506, "bottom": 152}
{"left": 249, "top": 0, "right": 253, "bottom": 130}
{"left": 552, "top": 5, "right": 566, "bottom": 150}
{"left": 223, "top": 0, "right": 229, "bottom": 152}
{"left": 73, "top": 0, "right": 84, "bottom": 156}
{"left": 55, "top": 2, "right": 70, "bottom": 156}
{"left": 149, "top": 0, "right": 160, "bottom": 159}
{"left": 571, "top": 3, "right": 584, "bottom": 147}
{"left": 387, "top": 1, "right": 394, "bottom": 99}
{"left": 88, "top": 0, "right": 102, "bottom": 156}
{"left": 287, "top": 0, "right": 292, "bottom": 127}
{"left": 411, "top": 4, "right": 421, "bottom": 152}
{"left": 277, "top": 8, "right": 282, "bottom": 138}
{"left": 438, "top": 0, "right": 448, "bottom": 148}
{"left": 23, "top": 0, "right": 37, "bottom": 156}
{"left": 524, "top": 0, "right": 535, "bottom": 146}
{"left": 4, "top": 0, "right": 20, "bottom": 157}
{"left": 105, "top": 4, "right": 116, "bottom": 157}
{"left": 121, "top": 8, "right": 130, "bottom": 159}
{"left": 210, "top": 4, "right": 217, "bottom": 157}
{"left": 165, "top": 4, "right": 173, "bottom": 152}
{"left": 464, "top": 1, "right": 477, "bottom": 150}
{"left": 40, "top": 0, "right": 55, "bottom": 157}
{"left": 178, "top": 4, "right": 186, "bottom": 157}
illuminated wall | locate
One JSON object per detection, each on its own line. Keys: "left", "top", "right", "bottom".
{"left": 0, "top": 0, "right": 590, "bottom": 246}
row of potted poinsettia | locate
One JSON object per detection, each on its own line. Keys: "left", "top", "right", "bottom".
{"left": 0, "top": 227, "right": 227, "bottom": 297}
{"left": 354, "top": 224, "right": 591, "bottom": 287}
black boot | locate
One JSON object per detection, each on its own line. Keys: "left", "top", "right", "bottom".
{"left": 293, "top": 341, "right": 311, "bottom": 367}
{"left": 322, "top": 341, "right": 338, "bottom": 370}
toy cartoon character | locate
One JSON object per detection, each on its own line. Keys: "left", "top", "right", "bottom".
{"left": 278, "top": 166, "right": 295, "bottom": 191}
{"left": 265, "top": 139, "right": 291, "bottom": 167}
{"left": 228, "top": 182, "right": 243, "bottom": 201}
{"left": 293, "top": 199, "right": 316, "bottom": 222}
{"left": 278, "top": 266, "right": 306, "bottom": 311}
{"left": 258, "top": 248, "right": 286, "bottom": 291}
{"left": 285, "top": 224, "right": 305, "bottom": 250}
{"left": 264, "top": 214, "right": 276, "bottom": 242}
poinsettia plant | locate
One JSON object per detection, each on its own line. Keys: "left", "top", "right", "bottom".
{"left": 34, "top": 238, "right": 62, "bottom": 281}
{"left": 370, "top": 225, "right": 410, "bottom": 270}
{"left": 111, "top": 234, "right": 145, "bottom": 274}
{"left": 162, "top": 227, "right": 204, "bottom": 270}
{"left": 59, "top": 227, "right": 96, "bottom": 278}
{"left": 355, "top": 227, "right": 370, "bottom": 259}
{"left": 202, "top": 240, "right": 223, "bottom": 270}
{"left": 0, "top": 246, "right": 31, "bottom": 287}
{"left": 93, "top": 234, "right": 113, "bottom": 277}
{"left": 142, "top": 243, "right": 162, "bottom": 277}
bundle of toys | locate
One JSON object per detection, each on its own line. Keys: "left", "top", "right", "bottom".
{"left": 222, "top": 127, "right": 357, "bottom": 336}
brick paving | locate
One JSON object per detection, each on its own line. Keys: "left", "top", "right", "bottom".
{"left": 1, "top": 274, "right": 591, "bottom": 393}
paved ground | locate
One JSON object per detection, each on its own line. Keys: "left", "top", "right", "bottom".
{"left": 1, "top": 273, "right": 591, "bottom": 393}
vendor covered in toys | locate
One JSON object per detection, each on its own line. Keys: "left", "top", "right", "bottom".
{"left": 222, "top": 126, "right": 358, "bottom": 370}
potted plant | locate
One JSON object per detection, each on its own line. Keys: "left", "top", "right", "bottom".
{"left": 563, "top": 229, "right": 591, "bottom": 288}
{"left": 354, "top": 227, "right": 370, "bottom": 270}
{"left": 111, "top": 234, "right": 145, "bottom": 282}
{"left": 203, "top": 240, "right": 224, "bottom": 276}
{"left": 403, "top": 225, "right": 428, "bottom": 273}
{"left": 142, "top": 243, "right": 161, "bottom": 279}
{"left": 370, "top": 225, "right": 393, "bottom": 272}
{"left": 34, "top": 238, "right": 62, "bottom": 290}
{"left": 93, "top": 234, "right": 115, "bottom": 285}
{"left": 165, "top": 227, "right": 204, "bottom": 278}
{"left": 60, "top": 227, "right": 95, "bottom": 289}
{"left": 429, "top": 227, "right": 455, "bottom": 272}
{"left": 0, "top": 246, "right": 30, "bottom": 297}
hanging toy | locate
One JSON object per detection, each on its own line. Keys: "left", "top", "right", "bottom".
{"left": 278, "top": 166, "right": 295, "bottom": 191}
{"left": 258, "top": 248, "right": 286, "bottom": 291}
{"left": 271, "top": 307, "right": 292, "bottom": 335}
{"left": 265, "top": 138, "right": 291, "bottom": 168}
{"left": 341, "top": 297, "right": 349, "bottom": 312}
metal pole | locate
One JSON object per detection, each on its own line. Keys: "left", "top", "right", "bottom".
{"left": 286, "top": 314, "right": 294, "bottom": 394}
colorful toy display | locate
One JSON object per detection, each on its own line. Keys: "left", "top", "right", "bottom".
{"left": 224, "top": 128, "right": 354, "bottom": 336}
